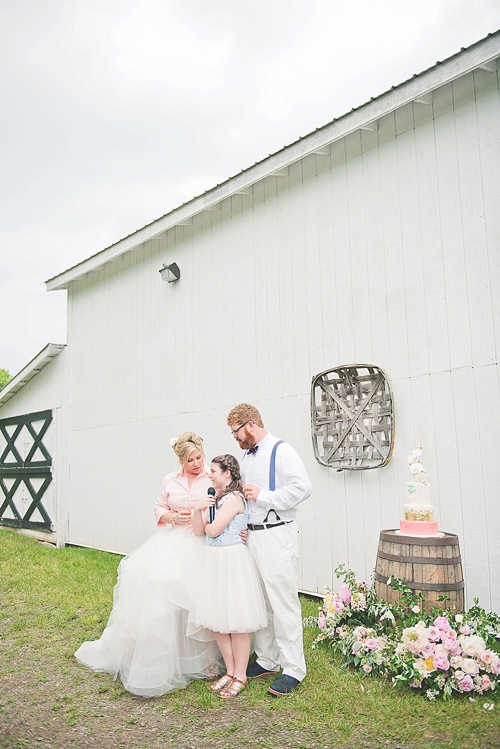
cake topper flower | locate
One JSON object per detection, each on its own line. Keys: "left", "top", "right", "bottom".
{"left": 408, "top": 444, "right": 427, "bottom": 485}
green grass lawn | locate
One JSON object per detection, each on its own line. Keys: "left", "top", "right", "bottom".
{"left": 0, "top": 528, "right": 498, "bottom": 749}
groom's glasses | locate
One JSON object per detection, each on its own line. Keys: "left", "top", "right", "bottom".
{"left": 231, "top": 421, "right": 250, "bottom": 437}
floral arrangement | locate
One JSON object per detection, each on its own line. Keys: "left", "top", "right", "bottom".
{"left": 307, "top": 564, "right": 500, "bottom": 702}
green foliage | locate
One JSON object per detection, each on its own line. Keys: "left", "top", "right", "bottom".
{"left": 0, "top": 368, "right": 11, "bottom": 390}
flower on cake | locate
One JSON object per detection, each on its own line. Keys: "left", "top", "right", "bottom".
{"left": 408, "top": 445, "right": 428, "bottom": 484}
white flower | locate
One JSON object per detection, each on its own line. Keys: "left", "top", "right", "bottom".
{"left": 403, "top": 627, "right": 429, "bottom": 655}
{"left": 170, "top": 437, "right": 178, "bottom": 448}
{"left": 462, "top": 658, "right": 480, "bottom": 675}
{"left": 460, "top": 634, "right": 487, "bottom": 657}
{"left": 412, "top": 449, "right": 422, "bottom": 458}
{"left": 484, "top": 703, "right": 494, "bottom": 711}
{"left": 412, "top": 605, "right": 421, "bottom": 614}
{"left": 455, "top": 614, "right": 464, "bottom": 624}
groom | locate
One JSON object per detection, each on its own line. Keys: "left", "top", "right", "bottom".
{"left": 226, "top": 403, "right": 312, "bottom": 696}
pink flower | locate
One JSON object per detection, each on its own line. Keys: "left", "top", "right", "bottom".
{"left": 491, "top": 658, "right": 500, "bottom": 676}
{"left": 433, "top": 654, "right": 450, "bottom": 671}
{"left": 434, "top": 616, "right": 451, "bottom": 632}
{"left": 442, "top": 637, "right": 462, "bottom": 655}
{"left": 365, "top": 638, "right": 380, "bottom": 651}
{"left": 336, "top": 627, "right": 345, "bottom": 639}
{"left": 338, "top": 584, "right": 352, "bottom": 605}
{"left": 427, "top": 626, "right": 441, "bottom": 642}
{"left": 459, "top": 624, "right": 471, "bottom": 635}
{"left": 318, "top": 612, "right": 326, "bottom": 630}
{"left": 458, "top": 674, "right": 474, "bottom": 692}
{"left": 362, "top": 663, "right": 372, "bottom": 673}
{"left": 482, "top": 675, "right": 492, "bottom": 691}
{"left": 420, "top": 642, "right": 435, "bottom": 658}
{"left": 479, "top": 651, "right": 494, "bottom": 666}
{"left": 333, "top": 598, "right": 345, "bottom": 613}
{"left": 353, "top": 626, "right": 366, "bottom": 640}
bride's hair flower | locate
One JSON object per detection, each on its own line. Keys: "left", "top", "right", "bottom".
{"left": 170, "top": 437, "right": 178, "bottom": 448}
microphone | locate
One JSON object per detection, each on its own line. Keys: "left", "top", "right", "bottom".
{"left": 207, "top": 487, "right": 216, "bottom": 523}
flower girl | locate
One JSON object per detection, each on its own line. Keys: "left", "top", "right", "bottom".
{"left": 190, "top": 454, "right": 267, "bottom": 699}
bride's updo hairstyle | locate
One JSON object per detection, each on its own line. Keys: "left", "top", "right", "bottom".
{"left": 211, "top": 454, "right": 244, "bottom": 500}
{"left": 172, "top": 432, "right": 204, "bottom": 465}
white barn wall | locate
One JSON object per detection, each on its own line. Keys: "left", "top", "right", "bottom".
{"left": 64, "top": 65, "right": 499, "bottom": 608}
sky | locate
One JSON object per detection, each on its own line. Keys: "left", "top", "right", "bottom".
{"left": 1, "top": 0, "right": 500, "bottom": 377}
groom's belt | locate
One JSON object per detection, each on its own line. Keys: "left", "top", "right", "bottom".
{"left": 247, "top": 520, "right": 293, "bottom": 531}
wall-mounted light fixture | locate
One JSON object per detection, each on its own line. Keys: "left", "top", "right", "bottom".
{"left": 159, "top": 262, "right": 180, "bottom": 283}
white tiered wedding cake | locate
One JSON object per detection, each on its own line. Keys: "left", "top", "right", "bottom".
{"left": 399, "top": 447, "right": 439, "bottom": 536}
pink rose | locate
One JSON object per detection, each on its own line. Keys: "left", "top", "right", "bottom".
{"left": 353, "top": 626, "right": 366, "bottom": 640}
{"left": 420, "top": 642, "right": 435, "bottom": 658}
{"left": 333, "top": 598, "right": 345, "bottom": 613}
{"left": 434, "top": 616, "right": 451, "bottom": 632}
{"left": 458, "top": 674, "right": 474, "bottom": 692}
{"left": 479, "top": 651, "right": 494, "bottom": 665}
{"left": 459, "top": 624, "right": 471, "bottom": 635}
{"left": 433, "top": 654, "right": 450, "bottom": 671}
{"left": 365, "top": 638, "right": 380, "bottom": 651}
{"left": 427, "top": 626, "right": 441, "bottom": 642}
{"left": 491, "top": 658, "right": 500, "bottom": 676}
{"left": 362, "top": 663, "right": 372, "bottom": 673}
{"left": 442, "top": 637, "right": 462, "bottom": 655}
{"left": 338, "top": 584, "right": 351, "bottom": 605}
{"left": 318, "top": 612, "right": 326, "bottom": 630}
{"left": 482, "top": 675, "right": 492, "bottom": 691}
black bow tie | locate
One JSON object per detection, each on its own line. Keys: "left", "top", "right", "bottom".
{"left": 247, "top": 446, "right": 259, "bottom": 455}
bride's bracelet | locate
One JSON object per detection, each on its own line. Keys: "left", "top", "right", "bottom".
{"left": 171, "top": 512, "right": 177, "bottom": 526}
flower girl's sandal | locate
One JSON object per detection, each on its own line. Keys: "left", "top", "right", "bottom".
{"left": 210, "top": 674, "right": 234, "bottom": 693}
{"left": 219, "top": 677, "right": 247, "bottom": 699}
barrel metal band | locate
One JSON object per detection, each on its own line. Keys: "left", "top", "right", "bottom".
{"left": 376, "top": 550, "right": 462, "bottom": 566}
{"left": 374, "top": 572, "right": 465, "bottom": 591}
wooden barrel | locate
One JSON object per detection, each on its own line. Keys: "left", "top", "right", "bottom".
{"left": 374, "top": 529, "right": 465, "bottom": 613}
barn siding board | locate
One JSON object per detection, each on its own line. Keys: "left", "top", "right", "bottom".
{"left": 452, "top": 366, "right": 489, "bottom": 605}
{"left": 435, "top": 107, "right": 474, "bottom": 372}
{"left": 430, "top": 371, "right": 464, "bottom": 541}
{"left": 474, "top": 363, "right": 500, "bottom": 604}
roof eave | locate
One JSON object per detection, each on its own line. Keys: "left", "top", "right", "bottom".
{"left": 0, "top": 344, "right": 66, "bottom": 407}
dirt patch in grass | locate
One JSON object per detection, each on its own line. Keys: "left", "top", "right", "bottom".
{"left": 0, "top": 658, "right": 329, "bottom": 749}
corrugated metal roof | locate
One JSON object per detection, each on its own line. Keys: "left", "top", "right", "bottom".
{"left": 46, "top": 29, "right": 500, "bottom": 291}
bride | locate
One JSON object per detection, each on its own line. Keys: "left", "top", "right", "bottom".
{"left": 75, "top": 432, "right": 220, "bottom": 697}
